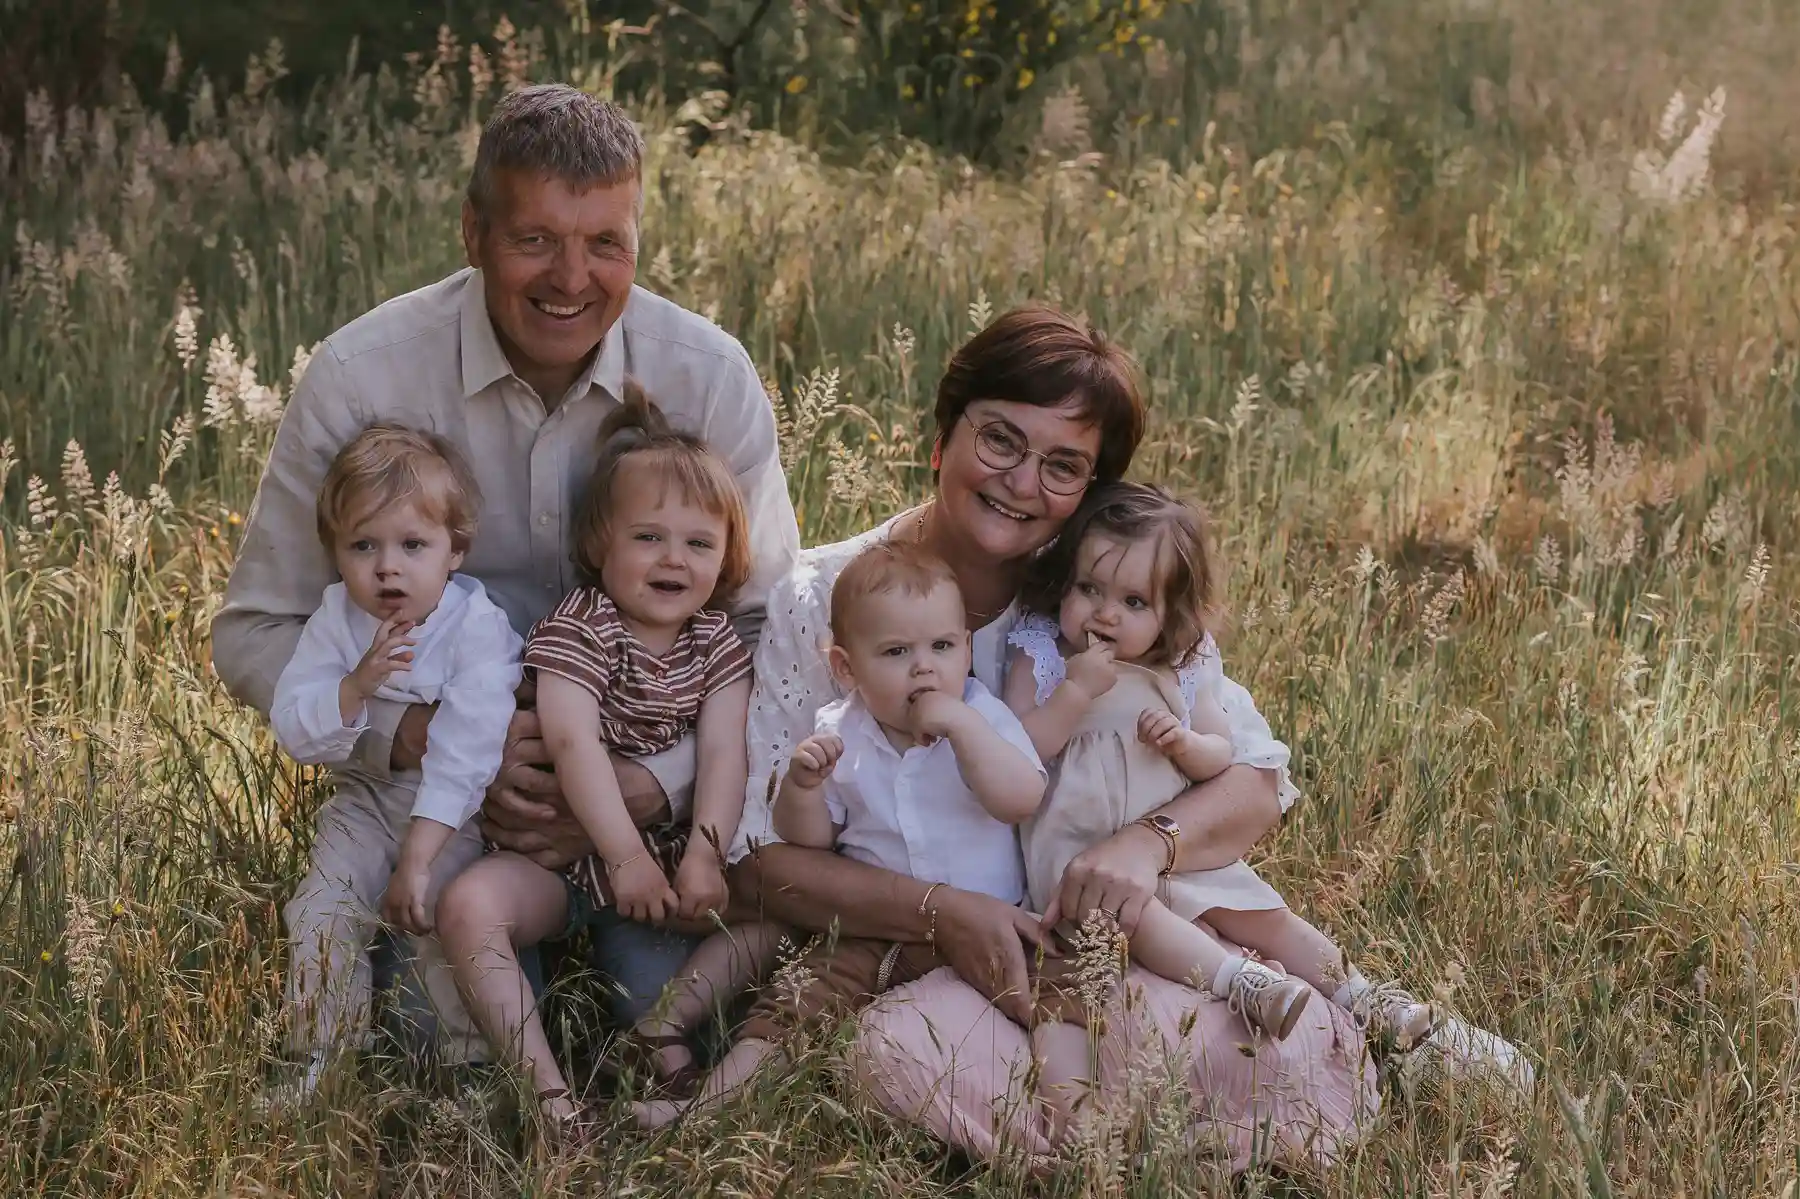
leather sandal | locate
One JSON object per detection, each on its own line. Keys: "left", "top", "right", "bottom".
{"left": 601, "top": 1031, "right": 704, "bottom": 1099}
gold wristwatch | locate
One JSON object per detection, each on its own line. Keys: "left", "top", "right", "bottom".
{"left": 1134, "top": 813, "right": 1181, "bottom": 877}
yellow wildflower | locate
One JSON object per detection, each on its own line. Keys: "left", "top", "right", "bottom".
{"left": 902, "top": 83, "right": 916, "bottom": 100}
{"left": 1017, "top": 68, "right": 1035, "bottom": 90}
{"left": 41, "top": 950, "right": 52, "bottom": 963}
{"left": 227, "top": 511, "right": 242, "bottom": 525}
{"left": 786, "top": 75, "right": 807, "bottom": 95}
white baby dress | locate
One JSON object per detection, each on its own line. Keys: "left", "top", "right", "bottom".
{"left": 1008, "top": 613, "right": 1286, "bottom": 922}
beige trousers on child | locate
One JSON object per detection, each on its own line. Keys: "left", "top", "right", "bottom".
{"left": 282, "top": 773, "right": 486, "bottom": 1057}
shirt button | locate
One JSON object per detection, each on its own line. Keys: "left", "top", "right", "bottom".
{"left": 536, "top": 512, "right": 552, "bottom": 527}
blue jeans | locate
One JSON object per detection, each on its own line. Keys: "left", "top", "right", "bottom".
{"left": 369, "top": 912, "right": 703, "bottom": 1066}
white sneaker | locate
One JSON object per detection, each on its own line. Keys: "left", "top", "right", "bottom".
{"left": 1224, "top": 961, "right": 1312, "bottom": 1041}
{"left": 1401, "top": 1015, "right": 1536, "bottom": 1103}
{"left": 1343, "top": 981, "right": 1441, "bottom": 1050}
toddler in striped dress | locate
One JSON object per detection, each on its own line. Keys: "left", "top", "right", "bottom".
{"left": 436, "top": 382, "right": 780, "bottom": 1143}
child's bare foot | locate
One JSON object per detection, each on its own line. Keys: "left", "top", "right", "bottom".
{"left": 633, "top": 1097, "right": 691, "bottom": 1130}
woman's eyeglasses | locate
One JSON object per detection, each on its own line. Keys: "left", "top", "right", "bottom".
{"left": 961, "top": 413, "right": 1095, "bottom": 495}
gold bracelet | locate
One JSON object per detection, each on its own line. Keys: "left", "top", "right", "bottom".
{"left": 603, "top": 851, "right": 646, "bottom": 876}
{"left": 918, "top": 883, "right": 945, "bottom": 948}
{"left": 1132, "top": 817, "right": 1178, "bottom": 877}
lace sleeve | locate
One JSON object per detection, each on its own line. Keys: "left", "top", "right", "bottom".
{"left": 728, "top": 561, "right": 844, "bottom": 863}
{"left": 1175, "top": 634, "right": 1218, "bottom": 717}
{"left": 1005, "top": 612, "right": 1066, "bottom": 707}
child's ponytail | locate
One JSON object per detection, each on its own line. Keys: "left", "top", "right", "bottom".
{"left": 570, "top": 378, "right": 753, "bottom": 608}
{"left": 595, "top": 378, "right": 675, "bottom": 453}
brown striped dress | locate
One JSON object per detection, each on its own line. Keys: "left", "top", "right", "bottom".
{"left": 521, "top": 587, "right": 752, "bottom": 908}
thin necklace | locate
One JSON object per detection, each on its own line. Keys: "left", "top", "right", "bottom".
{"left": 913, "top": 502, "right": 1006, "bottom": 624}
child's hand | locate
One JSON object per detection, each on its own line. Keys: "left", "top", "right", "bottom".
{"left": 1137, "top": 708, "right": 1190, "bottom": 756}
{"left": 381, "top": 860, "right": 434, "bottom": 935}
{"left": 1064, "top": 639, "right": 1118, "bottom": 702}
{"left": 787, "top": 734, "right": 844, "bottom": 789}
{"left": 610, "top": 852, "right": 678, "bottom": 924}
{"left": 673, "top": 847, "right": 728, "bottom": 922}
{"left": 909, "top": 690, "right": 974, "bottom": 742}
{"left": 347, "top": 617, "right": 417, "bottom": 700}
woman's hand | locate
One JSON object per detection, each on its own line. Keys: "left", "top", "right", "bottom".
{"left": 1045, "top": 821, "right": 1167, "bottom": 937}
{"left": 931, "top": 888, "right": 1055, "bottom": 1027}
{"left": 673, "top": 845, "right": 729, "bottom": 923}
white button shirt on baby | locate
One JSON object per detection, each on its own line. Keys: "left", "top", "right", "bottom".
{"left": 814, "top": 677, "right": 1042, "bottom": 906}
{"left": 270, "top": 572, "right": 523, "bottom": 830}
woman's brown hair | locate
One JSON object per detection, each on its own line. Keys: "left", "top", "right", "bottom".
{"left": 1021, "top": 481, "right": 1222, "bottom": 669}
{"left": 934, "top": 304, "right": 1146, "bottom": 486}
{"left": 571, "top": 379, "right": 752, "bottom": 610}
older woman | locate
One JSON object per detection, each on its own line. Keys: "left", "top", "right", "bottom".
{"left": 725, "top": 305, "right": 1387, "bottom": 1168}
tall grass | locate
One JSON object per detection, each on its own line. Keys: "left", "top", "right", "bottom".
{"left": 3, "top": 2, "right": 1798, "bottom": 1194}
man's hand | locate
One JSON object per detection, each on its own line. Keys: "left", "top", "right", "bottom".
{"left": 1046, "top": 821, "right": 1165, "bottom": 937}
{"left": 931, "top": 887, "right": 1054, "bottom": 1027}
{"left": 1064, "top": 638, "right": 1117, "bottom": 703}
{"left": 478, "top": 705, "right": 673, "bottom": 870}
{"left": 673, "top": 846, "right": 729, "bottom": 922}
{"left": 391, "top": 700, "right": 437, "bottom": 771}
{"left": 786, "top": 734, "right": 844, "bottom": 789}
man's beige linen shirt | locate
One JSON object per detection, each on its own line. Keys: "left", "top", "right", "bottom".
{"left": 212, "top": 267, "right": 800, "bottom": 781}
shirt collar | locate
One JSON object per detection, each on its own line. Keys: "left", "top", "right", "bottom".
{"left": 341, "top": 573, "right": 471, "bottom": 645}
{"left": 459, "top": 269, "right": 628, "bottom": 403}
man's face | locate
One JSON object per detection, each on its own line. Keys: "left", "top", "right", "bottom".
{"left": 461, "top": 169, "right": 639, "bottom": 396}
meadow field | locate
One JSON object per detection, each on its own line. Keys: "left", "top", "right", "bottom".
{"left": 2, "top": 1, "right": 1798, "bottom": 1194}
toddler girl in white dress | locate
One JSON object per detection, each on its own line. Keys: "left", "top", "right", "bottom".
{"left": 1002, "top": 482, "right": 1439, "bottom": 1130}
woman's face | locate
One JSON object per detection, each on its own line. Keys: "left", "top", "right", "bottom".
{"left": 934, "top": 398, "right": 1102, "bottom": 564}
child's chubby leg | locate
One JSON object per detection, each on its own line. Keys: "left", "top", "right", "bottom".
{"left": 1131, "top": 900, "right": 1312, "bottom": 1040}
{"left": 1205, "top": 906, "right": 1436, "bottom": 1046}
{"left": 634, "top": 934, "right": 889, "bottom": 1130}
{"left": 434, "top": 852, "right": 579, "bottom": 1120}
{"left": 632, "top": 921, "right": 788, "bottom": 1081}
{"left": 633, "top": 1036, "right": 782, "bottom": 1131}
{"left": 1030, "top": 1019, "right": 1091, "bottom": 1147}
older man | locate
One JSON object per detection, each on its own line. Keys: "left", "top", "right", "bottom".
{"left": 214, "top": 84, "right": 800, "bottom": 1068}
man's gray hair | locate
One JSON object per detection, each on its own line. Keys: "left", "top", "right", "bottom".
{"left": 466, "top": 84, "right": 645, "bottom": 224}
